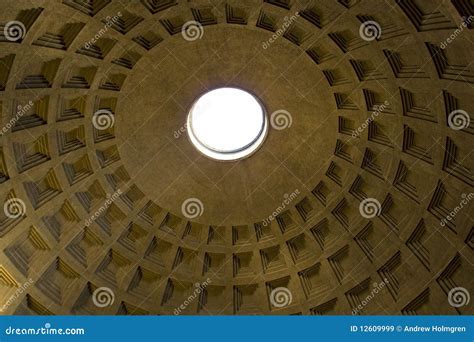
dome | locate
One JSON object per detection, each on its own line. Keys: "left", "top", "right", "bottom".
{"left": 0, "top": 0, "right": 472, "bottom": 316}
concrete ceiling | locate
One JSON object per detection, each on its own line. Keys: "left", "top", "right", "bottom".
{"left": 0, "top": 0, "right": 472, "bottom": 315}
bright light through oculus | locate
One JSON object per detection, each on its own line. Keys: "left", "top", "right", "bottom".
{"left": 187, "top": 88, "right": 268, "bottom": 161}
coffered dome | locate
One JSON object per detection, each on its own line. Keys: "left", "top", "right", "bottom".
{"left": 0, "top": 0, "right": 472, "bottom": 316}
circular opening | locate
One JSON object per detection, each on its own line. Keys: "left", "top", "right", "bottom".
{"left": 187, "top": 87, "right": 268, "bottom": 161}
